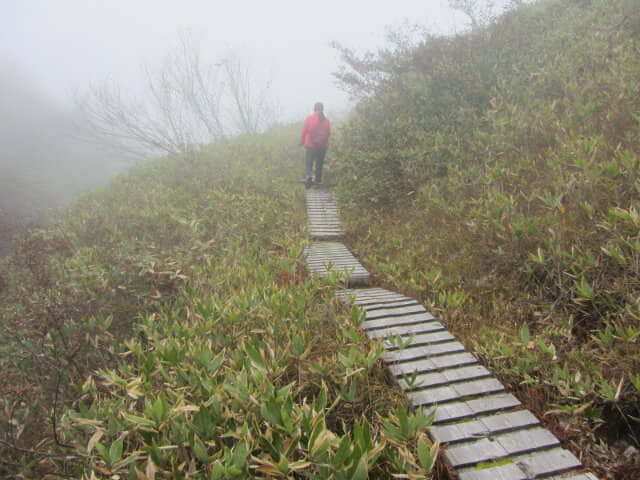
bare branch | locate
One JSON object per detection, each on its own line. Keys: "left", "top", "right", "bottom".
{"left": 75, "top": 32, "right": 279, "bottom": 158}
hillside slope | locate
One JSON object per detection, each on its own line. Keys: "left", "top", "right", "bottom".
{"left": 332, "top": 0, "right": 640, "bottom": 477}
{"left": 1, "top": 127, "right": 442, "bottom": 478}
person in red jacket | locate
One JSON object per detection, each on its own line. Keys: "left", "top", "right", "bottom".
{"left": 300, "top": 102, "right": 331, "bottom": 186}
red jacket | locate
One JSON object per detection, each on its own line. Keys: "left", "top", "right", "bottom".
{"left": 300, "top": 111, "right": 331, "bottom": 149}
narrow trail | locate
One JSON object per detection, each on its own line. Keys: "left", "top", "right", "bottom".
{"left": 302, "top": 185, "right": 596, "bottom": 480}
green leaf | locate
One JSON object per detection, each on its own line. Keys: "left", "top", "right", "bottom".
{"left": 417, "top": 437, "right": 439, "bottom": 472}
{"left": 109, "top": 436, "right": 124, "bottom": 465}
{"left": 95, "top": 442, "right": 109, "bottom": 464}
{"left": 350, "top": 455, "right": 368, "bottom": 480}
{"left": 192, "top": 437, "right": 209, "bottom": 463}
{"left": 520, "top": 324, "right": 530, "bottom": 345}
{"left": 231, "top": 441, "right": 249, "bottom": 470}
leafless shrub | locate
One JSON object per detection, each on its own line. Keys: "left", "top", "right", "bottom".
{"left": 75, "top": 32, "right": 280, "bottom": 157}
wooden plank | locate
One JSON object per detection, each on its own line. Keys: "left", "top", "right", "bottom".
{"left": 366, "top": 321, "right": 446, "bottom": 339}
{"left": 457, "top": 463, "right": 528, "bottom": 480}
{"left": 441, "top": 364, "right": 492, "bottom": 383}
{"left": 305, "top": 258, "right": 363, "bottom": 264}
{"left": 510, "top": 448, "right": 582, "bottom": 478}
{"left": 305, "top": 260, "right": 363, "bottom": 267}
{"left": 432, "top": 393, "right": 521, "bottom": 424}
{"left": 306, "top": 252, "right": 355, "bottom": 259}
{"left": 409, "top": 378, "right": 504, "bottom": 407}
{"left": 364, "top": 304, "right": 427, "bottom": 319}
{"left": 445, "top": 427, "right": 559, "bottom": 468}
{"left": 344, "top": 293, "right": 410, "bottom": 303}
{"left": 548, "top": 474, "right": 599, "bottom": 480}
{"left": 397, "top": 371, "right": 448, "bottom": 391}
{"left": 305, "top": 259, "right": 365, "bottom": 267}
{"left": 353, "top": 297, "right": 418, "bottom": 309}
{"left": 382, "top": 341, "right": 466, "bottom": 362}
{"left": 445, "top": 436, "right": 508, "bottom": 468}
{"left": 382, "top": 330, "right": 455, "bottom": 349}
{"left": 363, "top": 299, "right": 420, "bottom": 310}
{"left": 364, "top": 312, "right": 436, "bottom": 330}
{"left": 430, "top": 410, "right": 539, "bottom": 444}
{"left": 388, "top": 352, "right": 477, "bottom": 376}
{"left": 342, "top": 290, "right": 400, "bottom": 300}
{"left": 397, "top": 365, "right": 491, "bottom": 390}
{"left": 459, "top": 466, "right": 596, "bottom": 480}
{"left": 355, "top": 296, "right": 414, "bottom": 306}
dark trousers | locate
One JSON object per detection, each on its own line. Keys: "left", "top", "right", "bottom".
{"left": 305, "top": 147, "right": 327, "bottom": 182}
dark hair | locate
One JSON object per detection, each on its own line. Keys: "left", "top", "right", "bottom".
{"left": 314, "top": 102, "right": 325, "bottom": 121}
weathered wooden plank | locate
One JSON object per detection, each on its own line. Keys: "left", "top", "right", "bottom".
{"left": 355, "top": 297, "right": 414, "bottom": 307}
{"left": 306, "top": 252, "right": 353, "bottom": 258}
{"left": 409, "top": 378, "right": 504, "bottom": 407}
{"left": 511, "top": 448, "right": 582, "bottom": 478}
{"left": 430, "top": 410, "right": 539, "bottom": 444}
{"left": 364, "top": 305, "right": 427, "bottom": 319}
{"left": 310, "top": 234, "right": 344, "bottom": 239}
{"left": 458, "top": 463, "right": 594, "bottom": 480}
{"left": 308, "top": 221, "right": 342, "bottom": 226}
{"left": 343, "top": 294, "right": 413, "bottom": 304}
{"left": 441, "top": 364, "right": 492, "bottom": 383}
{"left": 340, "top": 288, "right": 398, "bottom": 300}
{"left": 432, "top": 393, "right": 521, "bottom": 424}
{"left": 452, "top": 377, "right": 504, "bottom": 397}
{"left": 363, "top": 299, "right": 420, "bottom": 310}
{"left": 548, "top": 474, "right": 599, "bottom": 480}
{"left": 366, "top": 321, "right": 446, "bottom": 339}
{"left": 382, "top": 341, "right": 466, "bottom": 362}
{"left": 305, "top": 259, "right": 365, "bottom": 267}
{"left": 397, "top": 365, "right": 490, "bottom": 390}
{"left": 445, "top": 427, "right": 559, "bottom": 468}
{"left": 388, "top": 352, "right": 477, "bottom": 376}
{"left": 457, "top": 462, "right": 528, "bottom": 480}
{"left": 445, "top": 436, "right": 508, "bottom": 468}
{"left": 305, "top": 261, "right": 363, "bottom": 268}
{"left": 382, "top": 330, "right": 455, "bottom": 349}
{"left": 364, "top": 312, "right": 437, "bottom": 330}
{"left": 306, "top": 258, "right": 362, "bottom": 265}
{"left": 397, "top": 371, "right": 448, "bottom": 391}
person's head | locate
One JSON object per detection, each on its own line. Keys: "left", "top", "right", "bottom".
{"left": 314, "top": 102, "right": 325, "bottom": 121}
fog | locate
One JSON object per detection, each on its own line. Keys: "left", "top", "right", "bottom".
{"left": 0, "top": 0, "right": 513, "bottom": 255}
{"left": 0, "top": 60, "right": 129, "bottom": 255}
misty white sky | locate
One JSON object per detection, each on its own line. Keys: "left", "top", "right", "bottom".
{"left": 1, "top": 0, "right": 476, "bottom": 122}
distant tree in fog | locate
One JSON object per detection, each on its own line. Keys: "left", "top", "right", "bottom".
{"left": 449, "top": 0, "right": 528, "bottom": 29}
{"left": 76, "top": 33, "right": 280, "bottom": 157}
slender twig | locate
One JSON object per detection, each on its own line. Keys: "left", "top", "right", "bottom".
{"left": 0, "top": 439, "right": 82, "bottom": 460}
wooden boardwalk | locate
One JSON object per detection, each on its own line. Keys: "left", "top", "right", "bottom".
{"left": 303, "top": 187, "right": 596, "bottom": 480}
{"left": 303, "top": 241, "right": 370, "bottom": 286}
{"left": 305, "top": 187, "right": 344, "bottom": 239}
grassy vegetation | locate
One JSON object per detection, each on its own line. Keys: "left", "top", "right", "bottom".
{"left": 0, "top": 126, "right": 440, "bottom": 478}
{"left": 332, "top": 0, "right": 640, "bottom": 477}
